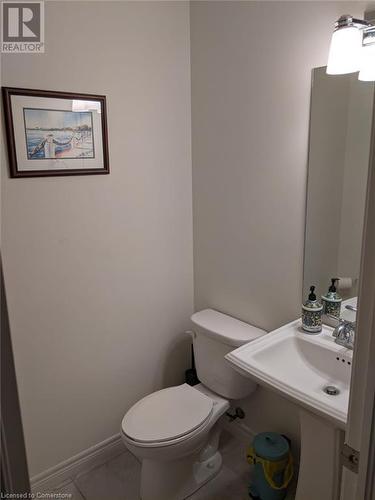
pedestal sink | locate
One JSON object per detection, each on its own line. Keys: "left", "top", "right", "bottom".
{"left": 225, "top": 319, "right": 353, "bottom": 500}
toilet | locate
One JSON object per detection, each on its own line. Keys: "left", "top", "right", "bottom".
{"left": 121, "top": 309, "right": 266, "bottom": 500}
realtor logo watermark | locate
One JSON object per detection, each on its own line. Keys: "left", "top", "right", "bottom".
{"left": 1, "top": 1, "right": 44, "bottom": 53}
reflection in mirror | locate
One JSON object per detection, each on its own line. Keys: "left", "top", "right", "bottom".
{"left": 304, "top": 67, "right": 374, "bottom": 313}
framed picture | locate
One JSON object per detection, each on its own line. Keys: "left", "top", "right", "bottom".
{"left": 2, "top": 87, "right": 109, "bottom": 178}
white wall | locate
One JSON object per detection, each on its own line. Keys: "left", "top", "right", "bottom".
{"left": 3, "top": 0, "right": 372, "bottom": 478}
{"left": 190, "top": 1, "right": 367, "bottom": 448}
{"left": 1, "top": 1, "right": 193, "bottom": 477}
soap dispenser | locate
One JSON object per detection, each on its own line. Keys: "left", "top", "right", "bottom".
{"left": 302, "top": 286, "right": 323, "bottom": 334}
{"left": 322, "top": 278, "right": 342, "bottom": 318}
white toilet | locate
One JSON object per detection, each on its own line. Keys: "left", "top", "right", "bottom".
{"left": 121, "top": 309, "right": 266, "bottom": 500}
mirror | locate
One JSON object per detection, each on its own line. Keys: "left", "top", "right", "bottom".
{"left": 304, "top": 67, "right": 374, "bottom": 307}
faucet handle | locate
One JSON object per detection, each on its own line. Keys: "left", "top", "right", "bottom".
{"left": 345, "top": 304, "right": 357, "bottom": 313}
{"left": 327, "top": 315, "right": 355, "bottom": 345}
{"left": 335, "top": 319, "right": 355, "bottom": 350}
{"left": 326, "top": 314, "right": 342, "bottom": 336}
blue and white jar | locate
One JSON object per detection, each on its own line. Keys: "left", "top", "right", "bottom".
{"left": 302, "top": 286, "right": 323, "bottom": 334}
{"left": 322, "top": 279, "right": 342, "bottom": 319}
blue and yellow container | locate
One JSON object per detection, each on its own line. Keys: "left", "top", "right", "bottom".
{"left": 247, "top": 432, "right": 293, "bottom": 500}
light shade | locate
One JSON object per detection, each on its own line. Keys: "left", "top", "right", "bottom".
{"left": 327, "top": 26, "right": 362, "bottom": 75}
{"left": 358, "top": 43, "right": 375, "bottom": 81}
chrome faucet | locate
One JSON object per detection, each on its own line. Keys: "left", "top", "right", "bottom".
{"left": 329, "top": 305, "right": 357, "bottom": 350}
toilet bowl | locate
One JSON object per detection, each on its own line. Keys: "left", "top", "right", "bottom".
{"left": 121, "top": 309, "right": 266, "bottom": 500}
{"left": 122, "top": 383, "right": 229, "bottom": 500}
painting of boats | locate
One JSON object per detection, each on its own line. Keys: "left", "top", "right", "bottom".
{"left": 2, "top": 87, "right": 109, "bottom": 177}
{"left": 24, "top": 108, "right": 95, "bottom": 160}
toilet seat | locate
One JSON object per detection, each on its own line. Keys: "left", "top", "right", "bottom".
{"left": 122, "top": 384, "right": 214, "bottom": 445}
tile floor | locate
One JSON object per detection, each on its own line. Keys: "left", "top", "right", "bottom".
{"left": 52, "top": 432, "right": 296, "bottom": 500}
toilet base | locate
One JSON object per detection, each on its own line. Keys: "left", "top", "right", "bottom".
{"left": 140, "top": 448, "right": 222, "bottom": 500}
{"left": 193, "top": 450, "right": 222, "bottom": 489}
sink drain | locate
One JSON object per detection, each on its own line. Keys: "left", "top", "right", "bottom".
{"left": 323, "top": 385, "right": 340, "bottom": 396}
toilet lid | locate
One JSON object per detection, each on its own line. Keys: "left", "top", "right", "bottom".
{"left": 122, "top": 384, "right": 214, "bottom": 443}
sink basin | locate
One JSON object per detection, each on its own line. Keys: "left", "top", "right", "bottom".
{"left": 225, "top": 320, "right": 352, "bottom": 427}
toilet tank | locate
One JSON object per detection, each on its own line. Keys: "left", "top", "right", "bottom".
{"left": 191, "top": 309, "right": 266, "bottom": 400}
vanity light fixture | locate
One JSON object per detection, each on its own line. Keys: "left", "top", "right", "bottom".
{"left": 327, "top": 14, "right": 375, "bottom": 81}
{"left": 359, "top": 25, "right": 375, "bottom": 81}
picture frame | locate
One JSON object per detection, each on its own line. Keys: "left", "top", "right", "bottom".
{"left": 2, "top": 87, "right": 110, "bottom": 178}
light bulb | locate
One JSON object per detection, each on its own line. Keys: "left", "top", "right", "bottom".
{"left": 358, "top": 43, "right": 375, "bottom": 81}
{"left": 327, "top": 26, "right": 362, "bottom": 75}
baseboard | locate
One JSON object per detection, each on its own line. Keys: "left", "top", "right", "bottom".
{"left": 31, "top": 433, "right": 126, "bottom": 493}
